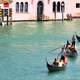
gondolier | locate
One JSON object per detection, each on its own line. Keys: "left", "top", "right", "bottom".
{"left": 72, "top": 35, "right": 76, "bottom": 46}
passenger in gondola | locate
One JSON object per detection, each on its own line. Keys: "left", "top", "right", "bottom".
{"left": 58, "top": 59, "right": 64, "bottom": 67}
{"left": 53, "top": 58, "right": 59, "bottom": 66}
{"left": 53, "top": 58, "right": 57, "bottom": 65}
{"left": 60, "top": 55, "right": 65, "bottom": 61}
{"left": 60, "top": 52, "right": 68, "bottom": 64}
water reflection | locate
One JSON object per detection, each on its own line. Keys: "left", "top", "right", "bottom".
{"left": 0, "top": 25, "right": 12, "bottom": 35}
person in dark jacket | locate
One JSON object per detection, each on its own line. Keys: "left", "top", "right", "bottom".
{"left": 72, "top": 35, "right": 75, "bottom": 46}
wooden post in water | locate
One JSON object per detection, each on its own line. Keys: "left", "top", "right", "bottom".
{"left": 10, "top": 17, "right": 12, "bottom": 25}
{"left": 54, "top": 11, "right": 56, "bottom": 21}
{"left": 2, "top": 9, "right": 4, "bottom": 22}
{"left": 7, "top": 15, "right": 8, "bottom": 26}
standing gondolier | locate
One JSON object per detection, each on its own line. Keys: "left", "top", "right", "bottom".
{"left": 72, "top": 35, "right": 76, "bottom": 46}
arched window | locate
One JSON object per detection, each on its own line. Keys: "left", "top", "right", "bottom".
{"left": 25, "top": 2, "right": 28, "bottom": 12}
{"left": 16, "top": 2, "right": 19, "bottom": 12}
{"left": 57, "top": 2, "right": 60, "bottom": 12}
{"left": 61, "top": 2, "right": 65, "bottom": 12}
{"left": 20, "top": 2, "right": 24, "bottom": 12}
{"left": 53, "top": 2, "right": 56, "bottom": 12}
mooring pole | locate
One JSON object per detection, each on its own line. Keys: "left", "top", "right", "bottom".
{"left": 10, "top": 17, "right": 12, "bottom": 25}
{"left": 62, "top": 9, "right": 63, "bottom": 21}
{"left": 7, "top": 15, "right": 8, "bottom": 26}
{"left": 54, "top": 11, "right": 56, "bottom": 21}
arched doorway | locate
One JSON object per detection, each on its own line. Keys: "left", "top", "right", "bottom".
{"left": 37, "top": 1, "right": 44, "bottom": 21}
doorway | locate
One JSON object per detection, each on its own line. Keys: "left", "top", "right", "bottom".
{"left": 37, "top": 1, "right": 44, "bottom": 21}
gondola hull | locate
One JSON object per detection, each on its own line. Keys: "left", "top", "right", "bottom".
{"left": 66, "top": 50, "right": 77, "bottom": 57}
{"left": 46, "top": 61, "right": 66, "bottom": 72}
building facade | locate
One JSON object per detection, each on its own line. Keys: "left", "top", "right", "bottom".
{"left": 0, "top": 0, "right": 80, "bottom": 21}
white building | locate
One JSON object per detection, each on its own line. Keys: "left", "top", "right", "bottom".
{"left": 0, "top": 0, "right": 80, "bottom": 21}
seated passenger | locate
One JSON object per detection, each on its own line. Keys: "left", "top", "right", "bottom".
{"left": 53, "top": 58, "right": 58, "bottom": 66}
{"left": 58, "top": 60, "right": 64, "bottom": 67}
{"left": 60, "top": 55, "right": 65, "bottom": 61}
{"left": 53, "top": 58, "right": 57, "bottom": 65}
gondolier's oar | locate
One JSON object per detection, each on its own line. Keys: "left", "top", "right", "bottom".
{"left": 48, "top": 46, "right": 62, "bottom": 53}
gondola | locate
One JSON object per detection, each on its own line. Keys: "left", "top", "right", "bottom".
{"left": 76, "top": 34, "right": 80, "bottom": 42}
{"left": 65, "top": 40, "right": 78, "bottom": 57}
{"left": 46, "top": 59, "right": 66, "bottom": 72}
{"left": 65, "top": 47, "right": 78, "bottom": 57}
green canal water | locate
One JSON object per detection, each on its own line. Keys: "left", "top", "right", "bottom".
{"left": 0, "top": 20, "right": 80, "bottom": 80}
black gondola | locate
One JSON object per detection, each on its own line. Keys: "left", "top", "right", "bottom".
{"left": 46, "top": 60, "right": 66, "bottom": 72}
{"left": 65, "top": 40, "right": 78, "bottom": 57}
{"left": 76, "top": 34, "right": 80, "bottom": 42}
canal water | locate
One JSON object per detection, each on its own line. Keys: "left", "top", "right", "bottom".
{"left": 0, "top": 20, "right": 80, "bottom": 80}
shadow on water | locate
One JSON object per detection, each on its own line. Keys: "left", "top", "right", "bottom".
{"left": 0, "top": 25, "right": 12, "bottom": 35}
{"left": 68, "top": 56, "right": 78, "bottom": 62}
{"left": 47, "top": 66, "right": 66, "bottom": 75}
{"left": 47, "top": 69, "right": 66, "bottom": 76}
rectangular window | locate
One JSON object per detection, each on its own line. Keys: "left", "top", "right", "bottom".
{"left": 76, "top": 3, "right": 80, "bottom": 8}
